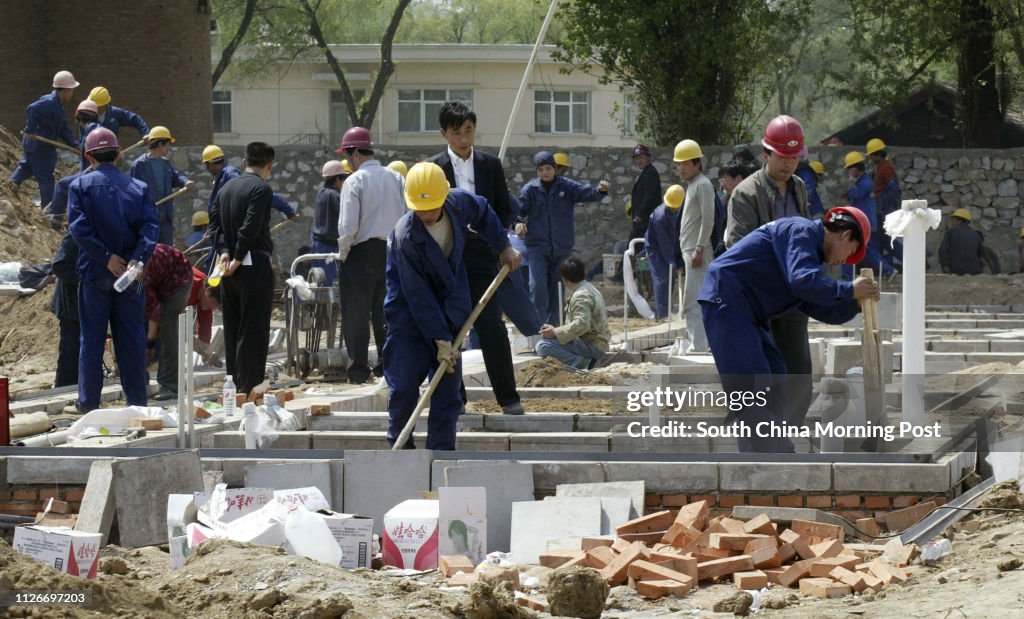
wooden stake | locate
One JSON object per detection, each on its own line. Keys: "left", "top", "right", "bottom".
{"left": 859, "top": 268, "right": 885, "bottom": 451}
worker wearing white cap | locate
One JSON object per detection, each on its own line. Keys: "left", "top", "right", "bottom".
{"left": 11, "top": 71, "right": 80, "bottom": 207}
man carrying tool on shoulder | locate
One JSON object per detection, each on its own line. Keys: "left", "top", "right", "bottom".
{"left": 384, "top": 162, "right": 520, "bottom": 450}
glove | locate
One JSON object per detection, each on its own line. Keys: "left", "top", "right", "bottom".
{"left": 435, "top": 339, "right": 459, "bottom": 373}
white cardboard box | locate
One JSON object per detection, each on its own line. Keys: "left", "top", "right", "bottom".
{"left": 167, "top": 494, "right": 198, "bottom": 569}
{"left": 13, "top": 526, "right": 102, "bottom": 579}
{"left": 318, "top": 511, "right": 375, "bottom": 569}
{"left": 382, "top": 499, "right": 439, "bottom": 570}
{"left": 438, "top": 487, "right": 487, "bottom": 565}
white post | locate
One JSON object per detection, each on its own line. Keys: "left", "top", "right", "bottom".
{"left": 666, "top": 264, "right": 673, "bottom": 335}
{"left": 184, "top": 306, "right": 195, "bottom": 447}
{"left": 177, "top": 312, "right": 186, "bottom": 448}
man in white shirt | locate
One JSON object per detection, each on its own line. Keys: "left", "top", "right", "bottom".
{"left": 337, "top": 126, "right": 406, "bottom": 383}
{"left": 674, "top": 139, "right": 715, "bottom": 353}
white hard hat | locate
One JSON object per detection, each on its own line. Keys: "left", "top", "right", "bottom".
{"left": 52, "top": 70, "right": 79, "bottom": 89}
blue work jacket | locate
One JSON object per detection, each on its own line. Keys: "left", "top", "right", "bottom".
{"left": 98, "top": 106, "right": 149, "bottom": 137}
{"left": 311, "top": 187, "right": 340, "bottom": 241}
{"left": 644, "top": 204, "right": 684, "bottom": 267}
{"left": 384, "top": 188, "right": 508, "bottom": 341}
{"left": 847, "top": 174, "right": 878, "bottom": 230}
{"left": 520, "top": 176, "right": 605, "bottom": 254}
{"left": 795, "top": 162, "right": 824, "bottom": 217}
{"left": 208, "top": 164, "right": 293, "bottom": 218}
{"left": 21, "top": 91, "right": 77, "bottom": 153}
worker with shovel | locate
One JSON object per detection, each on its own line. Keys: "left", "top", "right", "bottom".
{"left": 87, "top": 86, "right": 149, "bottom": 140}
{"left": 384, "top": 162, "right": 520, "bottom": 450}
{"left": 699, "top": 207, "right": 878, "bottom": 452}
{"left": 10, "top": 70, "right": 80, "bottom": 207}
{"left": 130, "top": 126, "right": 195, "bottom": 245}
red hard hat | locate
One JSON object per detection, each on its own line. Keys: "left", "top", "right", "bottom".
{"left": 825, "top": 206, "right": 871, "bottom": 265}
{"left": 337, "top": 126, "right": 373, "bottom": 152}
{"left": 762, "top": 115, "right": 807, "bottom": 158}
{"left": 633, "top": 144, "right": 651, "bottom": 157}
{"left": 84, "top": 127, "right": 119, "bottom": 154}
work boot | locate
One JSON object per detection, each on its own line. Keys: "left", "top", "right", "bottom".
{"left": 153, "top": 387, "right": 177, "bottom": 401}
{"left": 501, "top": 402, "right": 525, "bottom": 416}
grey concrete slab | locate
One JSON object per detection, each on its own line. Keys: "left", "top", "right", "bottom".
{"left": 329, "top": 460, "right": 344, "bottom": 516}
{"left": 929, "top": 340, "right": 990, "bottom": 353}
{"left": 212, "top": 431, "right": 312, "bottom": 449}
{"left": 604, "top": 462, "right": 718, "bottom": 493}
{"left": 609, "top": 432, "right": 712, "bottom": 453}
{"left": 509, "top": 432, "right": 609, "bottom": 452}
{"left": 577, "top": 415, "right": 638, "bottom": 432}
{"left": 455, "top": 432, "right": 511, "bottom": 451}
{"left": 245, "top": 461, "right": 334, "bottom": 507}
{"left": 312, "top": 431, "right": 425, "bottom": 451}
{"left": 74, "top": 461, "right": 116, "bottom": 546}
{"left": 555, "top": 480, "right": 645, "bottom": 519}
{"left": 544, "top": 496, "right": 631, "bottom": 535}
{"left": 833, "top": 462, "right": 950, "bottom": 493}
{"left": 532, "top": 462, "right": 606, "bottom": 491}
{"left": 482, "top": 413, "right": 575, "bottom": 433}
{"left": 111, "top": 450, "right": 205, "bottom": 548}
{"left": 202, "top": 470, "right": 224, "bottom": 492}
{"left": 444, "top": 462, "right": 535, "bottom": 553}
{"left": 509, "top": 498, "right": 603, "bottom": 564}
{"left": 219, "top": 458, "right": 293, "bottom": 485}
{"left": 309, "top": 412, "right": 473, "bottom": 433}
{"left": 966, "top": 352, "right": 1024, "bottom": 364}
{"left": 344, "top": 450, "right": 433, "bottom": 536}
{"left": 7, "top": 456, "right": 107, "bottom": 484}
{"left": 989, "top": 340, "right": 1024, "bottom": 353}
{"left": 720, "top": 462, "right": 832, "bottom": 492}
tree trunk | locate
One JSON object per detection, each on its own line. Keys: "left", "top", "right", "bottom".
{"left": 212, "top": 0, "right": 258, "bottom": 88}
{"left": 956, "top": 0, "right": 1004, "bottom": 147}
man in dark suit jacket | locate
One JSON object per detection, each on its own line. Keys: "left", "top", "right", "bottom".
{"left": 428, "top": 101, "right": 528, "bottom": 415}
{"left": 629, "top": 144, "right": 662, "bottom": 241}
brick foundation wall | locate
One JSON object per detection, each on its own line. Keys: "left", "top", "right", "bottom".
{"left": 0, "top": 484, "right": 85, "bottom": 517}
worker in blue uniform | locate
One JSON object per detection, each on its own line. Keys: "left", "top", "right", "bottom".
{"left": 67, "top": 128, "right": 159, "bottom": 413}
{"left": 310, "top": 160, "right": 350, "bottom": 285}
{"left": 11, "top": 70, "right": 80, "bottom": 207}
{"left": 843, "top": 152, "right": 894, "bottom": 279}
{"left": 74, "top": 99, "right": 102, "bottom": 171}
{"left": 699, "top": 207, "right": 879, "bottom": 453}
{"left": 645, "top": 184, "right": 685, "bottom": 319}
{"left": 87, "top": 86, "right": 149, "bottom": 139}
{"left": 517, "top": 151, "right": 610, "bottom": 324}
{"left": 794, "top": 160, "right": 825, "bottom": 218}
{"left": 130, "top": 126, "right": 195, "bottom": 245}
{"left": 384, "top": 162, "right": 521, "bottom": 450}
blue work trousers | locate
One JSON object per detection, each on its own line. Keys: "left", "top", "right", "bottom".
{"left": 468, "top": 273, "right": 542, "bottom": 349}
{"left": 528, "top": 249, "right": 569, "bottom": 325}
{"left": 11, "top": 147, "right": 57, "bottom": 207}
{"left": 384, "top": 334, "right": 463, "bottom": 450}
{"left": 648, "top": 252, "right": 673, "bottom": 319}
{"left": 77, "top": 279, "right": 149, "bottom": 412}
{"left": 535, "top": 337, "right": 603, "bottom": 370}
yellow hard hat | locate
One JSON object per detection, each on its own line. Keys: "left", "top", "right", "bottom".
{"left": 342, "top": 160, "right": 353, "bottom": 174}
{"left": 809, "top": 161, "right": 825, "bottom": 175}
{"left": 192, "top": 211, "right": 210, "bottom": 226}
{"left": 664, "top": 184, "right": 684, "bottom": 209}
{"left": 202, "top": 145, "right": 225, "bottom": 163}
{"left": 844, "top": 151, "right": 865, "bottom": 168}
{"left": 404, "top": 162, "right": 450, "bottom": 211}
{"left": 673, "top": 139, "right": 703, "bottom": 162}
{"left": 1020, "top": 227, "right": 1024, "bottom": 238}
{"left": 866, "top": 138, "right": 887, "bottom": 155}
{"left": 147, "top": 126, "right": 175, "bottom": 143}
{"left": 88, "top": 86, "right": 111, "bottom": 107}
{"left": 387, "top": 160, "right": 408, "bottom": 178}
{"left": 553, "top": 152, "right": 570, "bottom": 167}
{"left": 952, "top": 208, "right": 972, "bottom": 222}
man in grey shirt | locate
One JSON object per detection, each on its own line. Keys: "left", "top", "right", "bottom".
{"left": 725, "top": 115, "right": 813, "bottom": 426}
{"left": 673, "top": 139, "right": 715, "bottom": 353}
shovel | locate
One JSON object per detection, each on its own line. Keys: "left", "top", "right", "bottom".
{"left": 155, "top": 186, "right": 190, "bottom": 206}
{"left": 21, "top": 131, "right": 78, "bottom": 154}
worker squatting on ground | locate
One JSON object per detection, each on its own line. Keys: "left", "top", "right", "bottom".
{"left": 87, "top": 86, "right": 149, "bottom": 140}
{"left": 67, "top": 127, "right": 159, "bottom": 413}
{"left": 700, "top": 207, "right": 879, "bottom": 453}
{"left": 50, "top": 231, "right": 81, "bottom": 388}
{"left": 384, "top": 162, "right": 521, "bottom": 449}
{"left": 535, "top": 257, "right": 611, "bottom": 369}
{"left": 309, "top": 160, "right": 351, "bottom": 286}
{"left": 130, "top": 126, "right": 196, "bottom": 246}
{"left": 644, "top": 185, "right": 685, "bottom": 319}
{"left": 208, "top": 142, "right": 277, "bottom": 396}
{"left": 337, "top": 127, "right": 407, "bottom": 384}
{"left": 938, "top": 208, "right": 986, "bottom": 275}
{"left": 674, "top": 139, "right": 715, "bottom": 353}
{"left": 429, "top": 101, "right": 531, "bottom": 415}
{"left": 10, "top": 71, "right": 79, "bottom": 207}
{"left": 726, "top": 114, "right": 815, "bottom": 427}
{"left": 842, "top": 151, "right": 894, "bottom": 278}
{"left": 144, "top": 243, "right": 195, "bottom": 401}
{"left": 518, "top": 151, "right": 610, "bottom": 325}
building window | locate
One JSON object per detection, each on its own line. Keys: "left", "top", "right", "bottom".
{"left": 534, "top": 91, "right": 590, "bottom": 134}
{"left": 212, "top": 91, "right": 232, "bottom": 133}
{"left": 623, "top": 94, "right": 638, "bottom": 136}
{"left": 398, "top": 89, "right": 473, "bottom": 133}
{"left": 330, "top": 89, "right": 366, "bottom": 145}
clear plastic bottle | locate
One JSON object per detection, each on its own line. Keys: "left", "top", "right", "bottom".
{"left": 207, "top": 263, "right": 224, "bottom": 287}
{"left": 114, "top": 262, "right": 143, "bottom": 292}
{"left": 242, "top": 402, "right": 258, "bottom": 449}
{"left": 921, "top": 538, "right": 952, "bottom": 562}
{"left": 222, "top": 375, "right": 237, "bottom": 416}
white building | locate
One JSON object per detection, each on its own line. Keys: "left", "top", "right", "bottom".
{"left": 213, "top": 44, "right": 639, "bottom": 149}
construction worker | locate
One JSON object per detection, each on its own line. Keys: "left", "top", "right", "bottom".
{"left": 673, "top": 139, "right": 715, "bottom": 353}
{"left": 310, "top": 159, "right": 351, "bottom": 286}
{"left": 68, "top": 127, "right": 159, "bottom": 413}
{"left": 867, "top": 138, "right": 903, "bottom": 266}
{"left": 938, "top": 209, "right": 985, "bottom": 275}
{"left": 384, "top": 162, "right": 521, "bottom": 450}
{"left": 794, "top": 160, "right": 825, "bottom": 217}
{"left": 87, "top": 86, "right": 149, "bottom": 140}
{"left": 536, "top": 257, "right": 610, "bottom": 369}
{"left": 428, "top": 101, "right": 528, "bottom": 415}
{"left": 519, "top": 151, "right": 610, "bottom": 325}
{"left": 644, "top": 185, "right": 685, "bottom": 319}
{"left": 700, "top": 207, "right": 878, "bottom": 452}
{"left": 143, "top": 244, "right": 194, "bottom": 401}
{"left": 386, "top": 160, "right": 408, "bottom": 178}
{"left": 49, "top": 231, "right": 81, "bottom": 388}
{"left": 629, "top": 144, "right": 661, "bottom": 242}
{"left": 726, "top": 115, "right": 814, "bottom": 427}
{"left": 185, "top": 211, "right": 210, "bottom": 250}
{"left": 74, "top": 99, "right": 101, "bottom": 171}
{"left": 715, "top": 163, "right": 749, "bottom": 257}
{"left": 843, "top": 151, "right": 894, "bottom": 278}
{"left": 337, "top": 127, "right": 407, "bottom": 384}
{"left": 130, "top": 126, "right": 195, "bottom": 245}
{"left": 553, "top": 152, "right": 571, "bottom": 176}
{"left": 208, "top": 142, "right": 277, "bottom": 396}
{"left": 11, "top": 70, "right": 79, "bottom": 207}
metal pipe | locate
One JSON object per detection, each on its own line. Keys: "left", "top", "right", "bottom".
{"left": 186, "top": 307, "right": 195, "bottom": 447}
{"left": 899, "top": 199, "right": 932, "bottom": 426}
{"left": 0, "top": 513, "right": 35, "bottom": 522}
{"left": 1, "top": 376, "right": 8, "bottom": 446}
{"left": 178, "top": 310, "right": 187, "bottom": 448}
{"left": 15, "top": 429, "right": 70, "bottom": 447}
{"left": 666, "top": 264, "right": 674, "bottom": 334}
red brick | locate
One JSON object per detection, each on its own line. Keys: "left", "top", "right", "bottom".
{"left": 718, "top": 495, "right": 745, "bottom": 508}
{"left": 804, "top": 495, "right": 830, "bottom": 508}
{"left": 0, "top": 490, "right": 11, "bottom": 501}
{"left": 864, "top": 496, "right": 890, "bottom": 510}
{"left": 932, "top": 497, "right": 948, "bottom": 506}
{"left": 834, "top": 495, "right": 861, "bottom": 508}
{"left": 690, "top": 494, "right": 716, "bottom": 506}
{"left": 883, "top": 500, "right": 937, "bottom": 532}
{"left": 892, "top": 495, "right": 920, "bottom": 508}
{"left": 0, "top": 501, "right": 40, "bottom": 516}
{"left": 644, "top": 493, "right": 661, "bottom": 506}
{"left": 748, "top": 495, "right": 774, "bottom": 507}
{"left": 39, "top": 488, "right": 60, "bottom": 501}
{"left": 661, "top": 494, "right": 688, "bottom": 507}
{"left": 12, "top": 489, "right": 37, "bottom": 501}
{"left": 63, "top": 488, "right": 86, "bottom": 502}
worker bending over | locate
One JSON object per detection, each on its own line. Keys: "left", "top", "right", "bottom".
{"left": 644, "top": 185, "right": 685, "bottom": 319}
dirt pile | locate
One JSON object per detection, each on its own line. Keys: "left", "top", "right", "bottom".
{"left": 515, "top": 358, "right": 607, "bottom": 387}
{"left": 979, "top": 480, "right": 1024, "bottom": 510}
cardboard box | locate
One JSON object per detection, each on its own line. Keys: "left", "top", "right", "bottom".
{"left": 196, "top": 485, "right": 274, "bottom": 528}
{"left": 13, "top": 526, "right": 102, "bottom": 579}
{"left": 319, "top": 511, "right": 375, "bottom": 569}
{"left": 274, "top": 487, "right": 331, "bottom": 512}
{"left": 167, "top": 494, "right": 198, "bottom": 569}
{"left": 382, "top": 499, "right": 439, "bottom": 570}
{"left": 438, "top": 487, "right": 487, "bottom": 565}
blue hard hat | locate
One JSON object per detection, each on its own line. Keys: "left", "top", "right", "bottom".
{"left": 534, "top": 151, "right": 555, "bottom": 167}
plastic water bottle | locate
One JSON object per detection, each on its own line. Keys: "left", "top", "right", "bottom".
{"left": 207, "top": 263, "right": 224, "bottom": 288}
{"left": 921, "top": 538, "right": 952, "bottom": 562}
{"left": 114, "top": 262, "right": 143, "bottom": 292}
{"left": 242, "top": 402, "right": 258, "bottom": 449}
{"left": 222, "top": 375, "right": 237, "bottom": 417}
{"left": 284, "top": 507, "right": 343, "bottom": 566}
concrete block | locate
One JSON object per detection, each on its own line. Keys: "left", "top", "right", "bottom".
{"left": 544, "top": 495, "right": 631, "bottom": 535}
{"left": 308, "top": 413, "right": 390, "bottom": 431}
{"left": 720, "top": 462, "right": 832, "bottom": 492}
{"left": 577, "top": 415, "right": 639, "bottom": 432}
{"left": 844, "top": 293, "right": 902, "bottom": 330}
{"left": 443, "top": 462, "right": 535, "bottom": 553}
{"left": 244, "top": 461, "right": 334, "bottom": 507}
{"left": 603, "top": 462, "right": 718, "bottom": 493}
{"left": 509, "top": 498, "right": 603, "bottom": 564}
{"left": 455, "top": 432, "right": 511, "bottom": 451}
{"left": 609, "top": 432, "right": 711, "bottom": 453}
{"left": 220, "top": 458, "right": 292, "bottom": 485}
{"left": 929, "top": 340, "right": 989, "bottom": 353}
{"left": 555, "top": 480, "right": 645, "bottom": 519}
{"left": 825, "top": 339, "right": 894, "bottom": 379}
{"left": 532, "top": 462, "right": 606, "bottom": 491}
{"left": 329, "top": 460, "right": 344, "bottom": 515}
{"left": 7, "top": 456, "right": 105, "bottom": 484}
{"left": 111, "top": 450, "right": 205, "bottom": 548}
{"left": 344, "top": 450, "right": 433, "bottom": 536}
{"left": 483, "top": 413, "right": 575, "bottom": 433}
{"left": 212, "top": 431, "right": 312, "bottom": 449}
{"left": 202, "top": 470, "right": 224, "bottom": 492}
{"left": 833, "top": 462, "right": 950, "bottom": 493}
{"left": 74, "top": 461, "right": 115, "bottom": 546}
{"left": 966, "top": 352, "right": 1024, "bottom": 364}
{"left": 312, "top": 431, "right": 425, "bottom": 451}
{"left": 809, "top": 338, "right": 826, "bottom": 377}
{"left": 989, "top": 339, "right": 1024, "bottom": 353}
{"left": 510, "top": 432, "right": 609, "bottom": 452}
{"left": 977, "top": 319, "right": 1024, "bottom": 329}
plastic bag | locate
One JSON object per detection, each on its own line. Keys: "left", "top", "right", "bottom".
{"left": 285, "top": 275, "right": 314, "bottom": 301}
